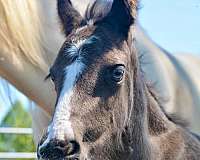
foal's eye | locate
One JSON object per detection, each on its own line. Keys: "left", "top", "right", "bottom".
{"left": 111, "top": 65, "right": 125, "bottom": 83}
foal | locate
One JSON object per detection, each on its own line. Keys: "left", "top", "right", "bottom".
{"left": 38, "top": 0, "right": 200, "bottom": 159}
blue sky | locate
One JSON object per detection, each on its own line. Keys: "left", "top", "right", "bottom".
{"left": 139, "top": 0, "right": 200, "bottom": 55}
{"left": 0, "top": 0, "right": 200, "bottom": 122}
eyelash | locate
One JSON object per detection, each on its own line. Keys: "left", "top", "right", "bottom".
{"left": 45, "top": 70, "right": 55, "bottom": 81}
{"left": 44, "top": 73, "right": 51, "bottom": 81}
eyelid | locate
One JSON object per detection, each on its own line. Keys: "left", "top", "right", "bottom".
{"left": 112, "top": 64, "right": 126, "bottom": 70}
{"left": 115, "top": 64, "right": 125, "bottom": 67}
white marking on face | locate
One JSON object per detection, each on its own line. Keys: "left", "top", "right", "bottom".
{"left": 67, "top": 36, "right": 98, "bottom": 58}
{"left": 39, "top": 59, "right": 84, "bottom": 150}
{"left": 74, "top": 39, "right": 86, "bottom": 49}
{"left": 66, "top": 39, "right": 86, "bottom": 58}
{"left": 39, "top": 36, "right": 97, "bottom": 150}
{"left": 50, "top": 60, "right": 84, "bottom": 140}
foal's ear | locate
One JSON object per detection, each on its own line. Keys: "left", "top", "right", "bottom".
{"left": 57, "top": 0, "right": 138, "bottom": 36}
{"left": 57, "top": 0, "right": 114, "bottom": 36}
{"left": 99, "top": 0, "right": 137, "bottom": 33}
{"left": 57, "top": 0, "right": 84, "bottom": 36}
{"left": 85, "top": 0, "right": 137, "bottom": 25}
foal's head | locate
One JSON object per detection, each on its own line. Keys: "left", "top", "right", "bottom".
{"left": 38, "top": 0, "right": 138, "bottom": 159}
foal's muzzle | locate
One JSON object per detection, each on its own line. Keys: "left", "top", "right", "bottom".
{"left": 37, "top": 139, "right": 80, "bottom": 160}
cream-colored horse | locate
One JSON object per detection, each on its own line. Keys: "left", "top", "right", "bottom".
{"left": 0, "top": 0, "right": 200, "bottom": 145}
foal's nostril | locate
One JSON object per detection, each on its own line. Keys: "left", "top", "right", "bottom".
{"left": 38, "top": 140, "right": 80, "bottom": 159}
{"left": 66, "top": 140, "right": 80, "bottom": 156}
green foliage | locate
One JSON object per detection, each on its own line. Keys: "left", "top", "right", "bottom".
{"left": 0, "top": 101, "right": 36, "bottom": 153}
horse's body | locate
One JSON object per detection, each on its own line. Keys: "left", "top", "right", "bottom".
{"left": 135, "top": 27, "right": 200, "bottom": 133}
{"left": 0, "top": 0, "right": 200, "bottom": 147}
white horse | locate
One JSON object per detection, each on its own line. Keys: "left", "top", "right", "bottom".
{"left": 0, "top": 0, "right": 199, "bottom": 145}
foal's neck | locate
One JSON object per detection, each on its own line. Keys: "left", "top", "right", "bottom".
{"left": 124, "top": 31, "right": 175, "bottom": 159}
{"left": 127, "top": 70, "right": 175, "bottom": 159}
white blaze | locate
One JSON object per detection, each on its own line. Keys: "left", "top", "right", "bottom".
{"left": 39, "top": 36, "right": 96, "bottom": 152}
{"left": 50, "top": 60, "right": 84, "bottom": 140}
{"left": 40, "top": 59, "right": 84, "bottom": 150}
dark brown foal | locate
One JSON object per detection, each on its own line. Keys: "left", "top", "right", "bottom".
{"left": 37, "top": 0, "right": 200, "bottom": 159}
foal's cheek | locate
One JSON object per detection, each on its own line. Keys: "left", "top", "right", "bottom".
{"left": 86, "top": 142, "right": 122, "bottom": 160}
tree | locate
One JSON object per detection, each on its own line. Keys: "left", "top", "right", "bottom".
{"left": 0, "top": 101, "right": 35, "bottom": 153}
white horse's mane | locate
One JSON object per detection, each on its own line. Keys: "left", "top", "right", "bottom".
{"left": 0, "top": 0, "right": 48, "bottom": 70}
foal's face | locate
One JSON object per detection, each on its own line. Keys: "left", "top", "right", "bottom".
{"left": 38, "top": 0, "right": 137, "bottom": 159}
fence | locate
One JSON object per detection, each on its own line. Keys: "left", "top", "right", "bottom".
{"left": 0, "top": 127, "right": 37, "bottom": 159}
